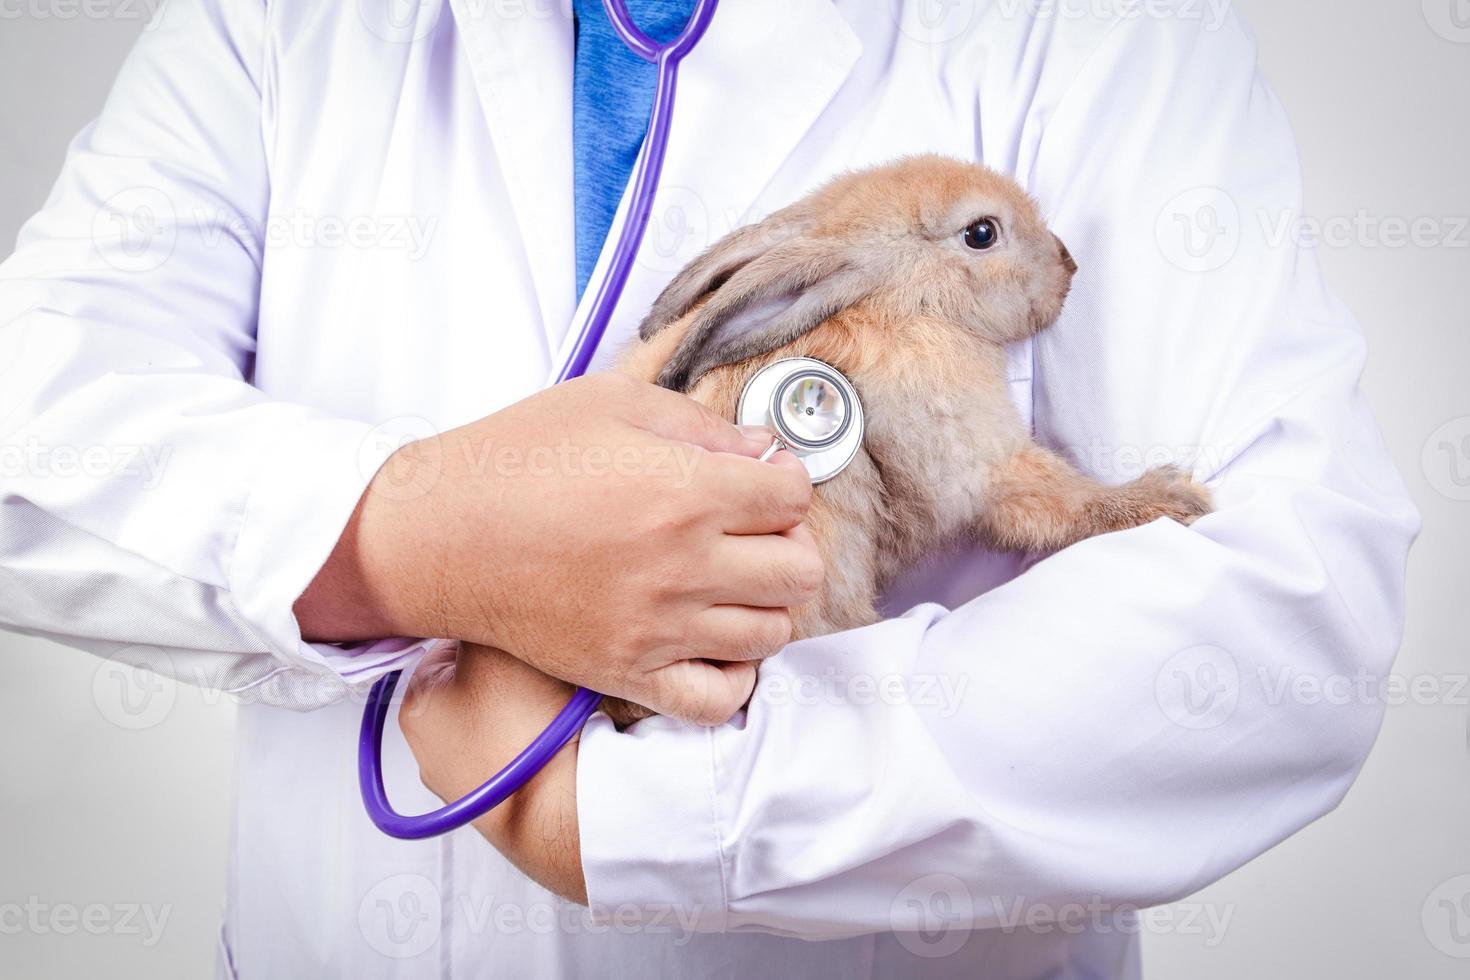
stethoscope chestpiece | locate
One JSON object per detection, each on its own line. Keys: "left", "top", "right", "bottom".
{"left": 737, "top": 358, "right": 864, "bottom": 484}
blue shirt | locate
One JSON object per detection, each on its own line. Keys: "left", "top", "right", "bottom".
{"left": 571, "top": 0, "right": 697, "bottom": 300}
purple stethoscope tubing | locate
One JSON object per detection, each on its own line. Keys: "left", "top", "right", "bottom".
{"left": 358, "top": 0, "right": 721, "bottom": 841}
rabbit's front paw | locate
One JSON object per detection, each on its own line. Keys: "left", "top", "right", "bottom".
{"left": 601, "top": 696, "right": 656, "bottom": 729}
{"left": 1125, "top": 466, "right": 1213, "bottom": 527}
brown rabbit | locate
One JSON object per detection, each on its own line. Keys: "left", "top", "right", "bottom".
{"left": 603, "top": 155, "right": 1211, "bottom": 724}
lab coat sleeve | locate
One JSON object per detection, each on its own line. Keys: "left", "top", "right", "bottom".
{"left": 575, "top": 9, "right": 1420, "bottom": 935}
{"left": 0, "top": 0, "right": 428, "bottom": 706}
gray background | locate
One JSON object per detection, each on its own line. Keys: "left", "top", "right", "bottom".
{"left": 1, "top": 0, "right": 1467, "bottom": 976}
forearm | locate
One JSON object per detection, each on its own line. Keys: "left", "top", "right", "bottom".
{"left": 579, "top": 471, "right": 1414, "bottom": 935}
{"left": 475, "top": 744, "right": 586, "bottom": 904}
{"left": 401, "top": 642, "right": 588, "bottom": 903}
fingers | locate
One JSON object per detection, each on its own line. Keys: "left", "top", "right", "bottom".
{"left": 685, "top": 604, "right": 794, "bottom": 662}
{"left": 603, "top": 374, "right": 814, "bottom": 534}
{"left": 629, "top": 380, "right": 773, "bottom": 458}
{"left": 705, "top": 527, "right": 824, "bottom": 608}
{"left": 701, "top": 449, "right": 813, "bottom": 534}
{"left": 646, "top": 659, "right": 760, "bottom": 726}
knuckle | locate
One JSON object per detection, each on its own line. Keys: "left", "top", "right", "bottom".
{"left": 792, "top": 547, "right": 825, "bottom": 599}
{"left": 770, "top": 556, "right": 820, "bottom": 605}
{"left": 643, "top": 494, "right": 704, "bottom": 538}
{"left": 776, "top": 454, "right": 814, "bottom": 495}
{"left": 706, "top": 620, "right": 753, "bottom": 661}
{"left": 769, "top": 610, "right": 795, "bottom": 648}
{"left": 692, "top": 689, "right": 741, "bottom": 727}
{"left": 622, "top": 615, "right": 679, "bottom": 666}
{"left": 687, "top": 701, "right": 726, "bottom": 727}
{"left": 686, "top": 398, "right": 724, "bottom": 432}
{"left": 674, "top": 395, "right": 733, "bottom": 447}
{"left": 748, "top": 611, "right": 792, "bottom": 658}
{"left": 761, "top": 481, "right": 809, "bottom": 530}
{"left": 781, "top": 471, "right": 814, "bottom": 520}
{"left": 397, "top": 700, "right": 422, "bottom": 739}
{"left": 658, "top": 677, "right": 713, "bottom": 725}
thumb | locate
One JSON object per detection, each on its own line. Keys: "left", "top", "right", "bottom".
{"left": 646, "top": 659, "right": 758, "bottom": 727}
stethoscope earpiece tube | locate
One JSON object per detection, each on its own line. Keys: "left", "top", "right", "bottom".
{"left": 359, "top": 0, "right": 721, "bottom": 840}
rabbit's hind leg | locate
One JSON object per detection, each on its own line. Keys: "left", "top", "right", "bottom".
{"left": 975, "top": 445, "right": 1212, "bottom": 553}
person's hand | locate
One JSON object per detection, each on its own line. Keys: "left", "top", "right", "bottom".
{"left": 296, "top": 372, "right": 821, "bottom": 724}
{"left": 400, "top": 641, "right": 586, "bottom": 903}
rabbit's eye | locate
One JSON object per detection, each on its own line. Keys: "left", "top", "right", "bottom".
{"left": 963, "top": 219, "right": 1000, "bottom": 251}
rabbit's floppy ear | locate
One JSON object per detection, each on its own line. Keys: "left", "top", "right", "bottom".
{"left": 647, "top": 236, "right": 873, "bottom": 393}
{"left": 638, "top": 209, "right": 811, "bottom": 343}
{"left": 654, "top": 247, "right": 870, "bottom": 392}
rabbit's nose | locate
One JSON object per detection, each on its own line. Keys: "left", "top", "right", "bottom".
{"left": 1053, "top": 234, "right": 1078, "bottom": 275}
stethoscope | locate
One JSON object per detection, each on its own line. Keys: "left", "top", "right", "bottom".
{"left": 358, "top": 0, "right": 863, "bottom": 839}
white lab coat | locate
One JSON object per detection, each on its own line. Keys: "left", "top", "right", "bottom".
{"left": 0, "top": 0, "right": 1418, "bottom": 976}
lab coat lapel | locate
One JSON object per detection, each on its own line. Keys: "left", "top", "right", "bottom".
{"left": 448, "top": 0, "right": 578, "bottom": 363}
{"left": 555, "top": 0, "right": 863, "bottom": 376}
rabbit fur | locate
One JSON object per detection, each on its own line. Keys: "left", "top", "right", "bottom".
{"left": 602, "top": 155, "right": 1212, "bottom": 725}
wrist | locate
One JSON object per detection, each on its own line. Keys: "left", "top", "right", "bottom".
{"left": 353, "top": 440, "right": 444, "bottom": 637}
{"left": 294, "top": 438, "right": 441, "bottom": 642}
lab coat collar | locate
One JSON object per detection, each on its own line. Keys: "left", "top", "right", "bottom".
{"left": 447, "top": 0, "right": 862, "bottom": 377}
{"left": 447, "top": 0, "right": 578, "bottom": 367}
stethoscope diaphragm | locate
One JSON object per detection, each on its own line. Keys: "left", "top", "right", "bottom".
{"left": 738, "top": 358, "right": 864, "bottom": 484}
